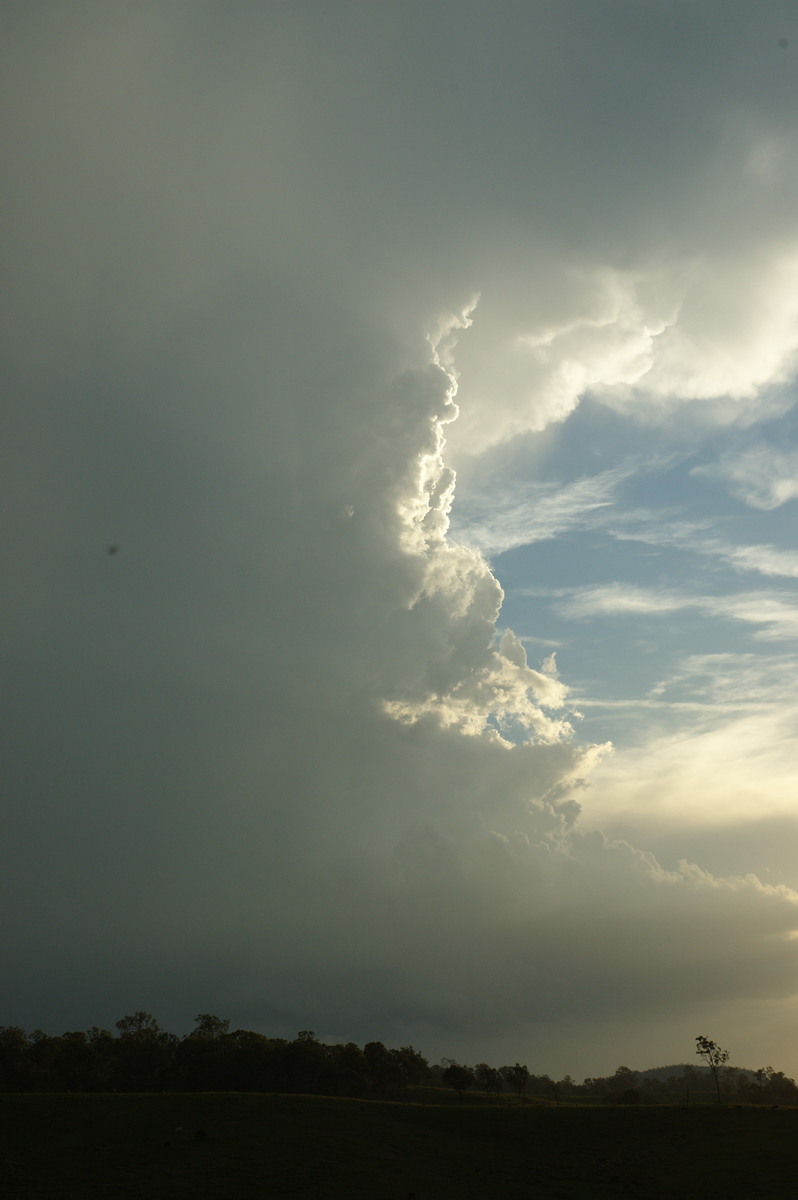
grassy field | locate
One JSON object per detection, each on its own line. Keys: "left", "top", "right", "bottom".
{"left": 3, "top": 1092, "right": 797, "bottom": 1199}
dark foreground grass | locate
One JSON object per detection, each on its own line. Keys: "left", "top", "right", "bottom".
{"left": 3, "top": 1092, "right": 797, "bottom": 1199}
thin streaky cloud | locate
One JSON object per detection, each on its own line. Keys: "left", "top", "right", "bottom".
{"left": 692, "top": 443, "right": 798, "bottom": 510}
{"left": 456, "top": 453, "right": 798, "bottom": 582}
{"left": 573, "top": 652, "right": 798, "bottom": 714}
{"left": 553, "top": 582, "right": 688, "bottom": 618}
{"left": 716, "top": 592, "right": 798, "bottom": 640}
{"left": 648, "top": 651, "right": 798, "bottom": 707}
{"left": 451, "top": 458, "right": 660, "bottom": 556}
{"left": 549, "top": 582, "right": 798, "bottom": 640}
{"left": 571, "top": 697, "right": 784, "bottom": 713}
{"left": 600, "top": 508, "right": 798, "bottom": 580}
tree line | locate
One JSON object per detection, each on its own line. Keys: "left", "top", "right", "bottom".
{"left": 0, "top": 1014, "right": 431, "bottom": 1095}
{"left": 1, "top": 1015, "right": 796, "bottom": 1104}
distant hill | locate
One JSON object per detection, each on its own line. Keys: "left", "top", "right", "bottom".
{"left": 639, "top": 1064, "right": 705, "bottom": 1081}
{"left": 638, "top": 1064, "right": 757, "bottom": 1082}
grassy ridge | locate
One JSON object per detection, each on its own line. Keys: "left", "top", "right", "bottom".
{"left": 4, "top": 1092, "right": 797, "bottom": 1199}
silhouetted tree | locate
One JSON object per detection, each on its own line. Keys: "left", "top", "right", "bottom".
{"left": 86, "top": 1027, "right": 115, "bottom": 1090}
{"left": 696, "top": 1035, "right": 730, "bottom": 1104}
{"left": 115, "top": 1011, "right": 160, "bottom": 1036}
{"left": 501, "top": 1063, "right": 530, "bottom": 1101}
{"left": 323, "top": 1042, "right": 369, "bottom": 1095}
{"left": 607, "top": 1065, "right": 639, "bottom": 1103}
{"left": 177, "top": 1016, "right": 234, "bottom": 1090}
{"left": 224, "top": 1029, "right": 276, "bottom": 1091}
{"left": 272, "top": 1031, "right": 328, "bottom": 1093}
{"left": 52, "top": 1031, "right": 96, "bottom": 1091}
{"left": 0, "top": 1027, "right": 32, "bottom": 1090}
{"left": 363, "top": 1041, "right": 405, "bottom": 1094}
{"left": 736, "top": 1065, "right": 798, "bottom": 1105}
{"left": 390, "top": 1045, "right": 430, "bottom": 1087}
{"left": 113, "top": 1013, "right": 177, "bottom": 1091}
{"left": 191, "top": 1013, "right": 230, "bottom": 1039}
{"left": 26, "top": 1030, "right": 58, "bottom": 1089}
{"left": 474, "top": 1062, "right": 503, "bottom": 1095}
{"left": 441, "top": 1064, "right": 475, "bottom": 1096}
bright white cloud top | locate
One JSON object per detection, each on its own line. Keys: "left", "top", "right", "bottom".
{"left": 4, "top": 1, "right": 798, "bottom": 1078}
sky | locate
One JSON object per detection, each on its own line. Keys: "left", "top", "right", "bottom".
{"left": 4, "top": 0, "right": 798, "bottom": 1080}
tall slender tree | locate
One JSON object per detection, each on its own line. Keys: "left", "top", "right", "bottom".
{"left": 695, "top": 1035, "right": 730, "bottom": 1103}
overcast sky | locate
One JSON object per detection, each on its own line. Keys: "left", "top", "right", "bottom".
{"left": 5, "top": 0, "right": 798, "bottom": 1079}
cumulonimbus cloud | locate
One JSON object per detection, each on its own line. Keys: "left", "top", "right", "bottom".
{"left": 4, "top": 1, "right": 798, "bottom": 1072}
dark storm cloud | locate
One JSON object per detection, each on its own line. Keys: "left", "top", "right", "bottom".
{"left": 4, "top": 1, "right": 798, "bottom": 1075}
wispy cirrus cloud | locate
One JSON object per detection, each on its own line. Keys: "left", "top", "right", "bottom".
{"left": 718, "top": 541, "right": 798, "bottom": 579}
{"left": 648, "top": 651, "right": 798, "bottom": 709}
{"left": 551, "top": 582, "right": 689, "bottom": 619}
{"left": 548, "top": 581, "right": 798, "bottom": 641}
{"left": 450, "top": 459, "right": 653, "bottom": 557}
{"left": 600, "top": 507, "right": 798, "bottom": 580}
{"left": 455, "top": 464, "right": 798, "bottom": 580}
{"left": 692, "top": 443, "right": 798, "bottom": 510}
